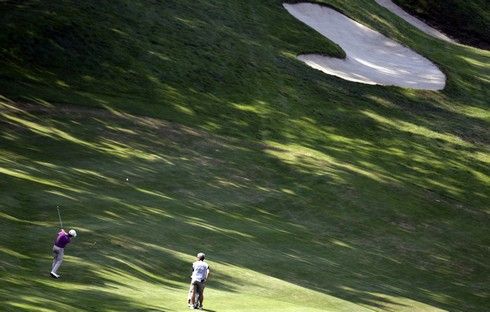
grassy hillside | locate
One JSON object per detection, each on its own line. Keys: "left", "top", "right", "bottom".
{"left": 393, "top": 0, "right": 490, "bottom": 49}
{"left": 1, "top": 0, "right": 489, "bottom": 311}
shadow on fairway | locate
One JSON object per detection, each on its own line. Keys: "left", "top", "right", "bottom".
{"left": 0, "top": 0, "right": 488, "bottom": 311}
{"left": 1, "top": 96, "right": 488, "bottom": 311}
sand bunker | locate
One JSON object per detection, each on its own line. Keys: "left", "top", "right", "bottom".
{"left": 284, "top": 2, "right": 446, "bottom": 90}
{"left": 375, "top": 0, "right": 455, "bottom": 43}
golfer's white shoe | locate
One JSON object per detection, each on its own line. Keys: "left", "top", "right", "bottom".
{"left": 50, "top": 272, "right": 60, "bottom": 278}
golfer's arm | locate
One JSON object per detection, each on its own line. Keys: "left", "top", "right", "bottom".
{"left": 206, "top": 269, "right": 210, "bottom": 280}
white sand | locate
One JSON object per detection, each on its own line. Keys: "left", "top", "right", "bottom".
{"left": 284, "top": 2, "right": 446, "bottom": 90}
{"left": 375, "top": 0, "right": 455, "bottom": 43}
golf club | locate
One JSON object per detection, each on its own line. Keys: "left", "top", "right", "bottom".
{"left": 56, "top": 206, "right": 63, "bottom": 229}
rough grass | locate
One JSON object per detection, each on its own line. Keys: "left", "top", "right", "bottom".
{"left": 0, "top": 0, "right": 489, "bottom": 311}
{"left": 393, "top": 0, "right": 490, "bottom": 49}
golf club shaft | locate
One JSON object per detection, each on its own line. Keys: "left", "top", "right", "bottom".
{"left": 57, "top": 207, "right": 63, "bottom": 228}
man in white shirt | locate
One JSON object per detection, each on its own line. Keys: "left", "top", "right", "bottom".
{"left": 188, "top": 252, "right": 210, "bottom": 310}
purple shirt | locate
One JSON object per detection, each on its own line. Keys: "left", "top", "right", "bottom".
{"left": 54, "top": 230, "right": 71, "bottom": 248}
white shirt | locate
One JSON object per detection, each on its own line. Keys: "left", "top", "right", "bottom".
{"left": 191, "top": 260, "right": 209, "bottom": 282}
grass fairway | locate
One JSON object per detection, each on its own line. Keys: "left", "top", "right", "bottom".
{"left": 0, "top": 0, "right": 489, "bottom": 311}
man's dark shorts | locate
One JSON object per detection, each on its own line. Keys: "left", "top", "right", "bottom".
{"left": 192, "top": 280, "right": 206, "bottom": 294}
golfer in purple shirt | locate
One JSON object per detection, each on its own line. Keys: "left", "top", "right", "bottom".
{"left": 50, "top": 228, "right": 77, "bottom": 278}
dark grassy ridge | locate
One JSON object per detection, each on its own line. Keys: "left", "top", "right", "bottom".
{"left": 0, "top": 0, "right": 489, "bottom": 311}
{"left": 393, "top": 0, "right": 490, "bottom": 49}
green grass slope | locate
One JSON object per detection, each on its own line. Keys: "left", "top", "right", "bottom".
{"left": 1, "top": 0, "right": 489, "bottom": 311}
{"left": 393, "top": 0, "right": 490, "bottom": 49}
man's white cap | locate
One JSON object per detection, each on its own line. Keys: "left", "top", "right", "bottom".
{"left": 68, "top": 229, "right": 77, "bottom": 237}
{"left": 197, "top": 252, "right": 205, "bottom": 259}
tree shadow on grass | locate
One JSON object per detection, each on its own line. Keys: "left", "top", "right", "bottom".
{"left": 0, "top": 278, "right": 171, "bottom": 311}
{"left": 0, "top": 1, "right": 488, "bottom": 310}
{"left": 1, "top": 99, "right": 488, "bottom": 311}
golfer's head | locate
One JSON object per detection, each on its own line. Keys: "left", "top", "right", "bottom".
{"left": 68, "top": 229, "right": 77, "bottom": 238}
{"left": 197, "top": 252, "right": 205, "bottom": 261}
